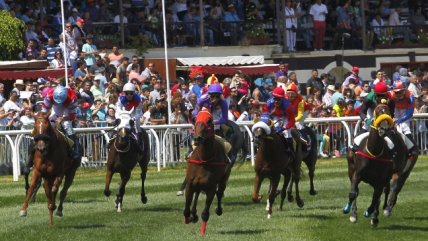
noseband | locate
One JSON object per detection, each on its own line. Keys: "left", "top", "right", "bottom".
{"left": 114, "top": 128, "right": 131, "bottom": 153}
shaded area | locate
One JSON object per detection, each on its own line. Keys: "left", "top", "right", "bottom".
{"left": 382, "top": 225, "right": 428, "bottom": 232}
{"left": 288, "top": 214, "right": 332, "bottom": 220}
{"left": 225, "top": 200, "right": 256, "bottom": 207}
{"left": 219, "top": 229, "right": 269, "bottom": 235}
{"left": 62, "top": 224, "right": 106, "bottom": 230}
{"left": 134, "top": 207, "right": 180, "bottom": 212}
{"left": 403, "top": 216, "right": 428, "bottom": 221}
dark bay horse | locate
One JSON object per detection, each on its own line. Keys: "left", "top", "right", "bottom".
{"left": 343, "top": 104, "right": 407, "bottom": 226}
{"left": 184, "top": 110, "right": 230, "bottom": 236}
{"left": 19, "top": 114, "right": 81, "bottom": 225}
{"left": 104, "top": 108, "right": 150, "bottom": 212}
{"left": 284, "top": 126, "right": 318, "bottom": 204}
{"left": 251, "top": 118, "right": 302, "bottom": 219}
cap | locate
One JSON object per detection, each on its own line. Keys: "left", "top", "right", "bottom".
{"left": 228, "top": 3, "right": 235, "bottom": 8}
{"left": 327, "top": 85, "right": 335, "bottom": 91}
{"left": 111, "top": 78, "right": 120, "bottom": 85}
{"left": 76, "top": 18, "right": 85, "bottom": 24}
{"left": 72, "top": 8, "right": 78, "bottom": 12}
{"left": 352, "top": 66, "right": 359, "bottom": 72}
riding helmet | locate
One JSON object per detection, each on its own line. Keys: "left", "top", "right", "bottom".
{"left": 392, "top": 81, "right": 405, "bottom": 92}
{"left": 123, "top": 82, "right": 136, "bottom": 92}
{"left": 373, "top": 81, "right": 388, "bottom": 94}
{"left": 287, "top": 83, "right": 298, "bottom": 92}
{"left": 53, "top": 86, "right": 68, "bottom": 104}
{"left": 207, "top": 83, "right": 223, "bottom": 94}
{"left": 272, "top": 87, "right": 285, "bottom": 98}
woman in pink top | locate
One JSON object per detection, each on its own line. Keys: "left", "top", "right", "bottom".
{"left": 107, "top": 46, "right": 123, "bottom": 68}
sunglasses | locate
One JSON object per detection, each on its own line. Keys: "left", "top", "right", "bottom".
{"left": 209, "top": 94, "right": 221, "bottom": 98}
{"left": 125, "top": 92, "right": 134, "bottom": 96}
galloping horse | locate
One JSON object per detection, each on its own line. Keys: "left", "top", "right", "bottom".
{"left": 184, "top": 110, "right": 230, "bottom": 236}
{"left": 20, "top": 114, "right": 81, "bottom": 225}
{"left": 251, "top": 117, "right": 302, "bottom": 219}
{"left": 104, "top": 107, "right": 150, "bottom": 212}
{"left": 284, "top": 126, "right": 318, "bottom": 204}
{"left": 343, "top": 104, "right": 407, "bottom": 226}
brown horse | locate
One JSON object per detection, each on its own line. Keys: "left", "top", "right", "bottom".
{"left": 184, "top": 110, "right": 230, "bottom": 236}
{"left": 104, "top": 108, "right": 150, "bottom": 212}
{"left": 343, "top": 104, "right": 407, "bottom": 226}
{"left": 251, "top": 117, "right": 303, "bottom": 219}
{"left": 19, "top": 114, "right": 81, "bottom": 225}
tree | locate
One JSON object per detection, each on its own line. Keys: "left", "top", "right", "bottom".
{"left": 0, "top": 10, "right": 25, "bottom": 60}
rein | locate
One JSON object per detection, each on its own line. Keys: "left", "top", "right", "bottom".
{"left": 187, "top": 159, "right": 227, "bottom": 166}
{"left": 355, "top": 151, "right": 392, "bottom": 163}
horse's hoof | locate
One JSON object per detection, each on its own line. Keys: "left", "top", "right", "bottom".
{"left": 200, "top": 221, "right": 207, "bottom": 236}
{"left": 383, "top": 209, "right": 391, "bottom": 217}
{"left": 350, "top": 216, "right": 357, "bottom": 223}
{"left": 176, "top": 190, "right": 184, "bottom": 196}
{"left": 215, "top": 207, "right": 223, "bottom": 216}
{"left": 309, "top": 190, "right": 318, "bottom": 196}
{"left": 296, "top": 199, "right": 304, "bottom": 208}
{"left": 252, "top": 195, "right": 262, "bottom": 203}
{"left": 267, "top": 214, "right": 272, "bottom": 219}
{"left": 184, "top": 217, "right": 190, "bottom": 224}
{"left": 371, "top": 219, "right": 379, "bottom": 227}
{"left": 287, "top": 195, "right": 294, "bottom": 203}
{"left": 343, "top": 203, "right": 351, "bottom": 214}
{"left": 104, "top": 189, "right": 111, "bottom": 197}
{"left": 55, "top": 210, "right": 63, "bottom": 217}
{"left": 19, "top": 210, "right": 27, "bottom": 217}
{"left": 117, "top": 203, "right": 122, "bottom": 212}
{"left": 141, "top": 195, "right": 148, "bottom": 204}
{"left": 191, "top": 214, "right": 199, "bottom": 223}
{"left": 364, "top": 210, "right": 371, "bottom": 218}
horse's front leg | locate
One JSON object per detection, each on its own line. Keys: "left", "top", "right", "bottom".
{"left": 104, "top": 163, "right": 114, "bottom": 197}
{"left": 56, "top": 164, "right": 79, "bottom": 217}
{"left": 293, "top": 172, "right": 304, "bottom": 208}
{"left": 215, "top": 169, "right": 230, "bottom": 216}
{"left": 366, "top": 185, "right": 383, "bottom": 227}
{"left": 305, "top": 157, "right": 317, "bottom": 195}
{"left": 252, "top": 172, "right": 264, "bottom": 203}
{"left": 382, "top": 180, "right": 391, "bottom": 216}
{"left": 200, "top": 189, "right": 216, "bottom": 236}
{"left": 267, "top": 174, "right": 280, "bottom": 219}
{"left": 139, "top": 163, "right": 148, "bottom": 204}
{"left": 20, "top": 169, "right": 42, "bottom": 217}
{"left": 345, "top": 172, "right": 361, "bottom": 223}
{"left": 43, "top": 178, "right": 56, "bottom": 226}
{"left": 183, "top": 182, "right": 194, "bottom": 224}
{"left": 280, "top": 169, "right": 292, "bottom": 210}
{"left": 115, "top": 171, "right": 131, "bottom": 212}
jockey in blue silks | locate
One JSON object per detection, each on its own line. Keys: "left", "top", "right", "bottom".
{"left": 115, "top": 82, "right": 145, "bottom": 153}
{"left": 193, "top": 83, "right": 232, "bottom": 138}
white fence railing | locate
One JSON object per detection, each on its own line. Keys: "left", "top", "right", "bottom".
{"left": 2, "top": 114, "right": 428, "bottom": 181}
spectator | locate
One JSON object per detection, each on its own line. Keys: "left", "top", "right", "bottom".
{"left": 298, "top": 3, "right": 314, "bottom": 51}
{"left": 90, "top": 77, "right": 104, "bottom": 101}
{"left": 3, "top": 88, "right": 21, "bottom": 113}
{"left": 107, "top": 46, "right": 124, "bottom": 68}
{"left": 68, "top": 8, "right": 80, "bottom": 25}
{"left": 25, "top": 39, "right": 38, "bottom": 60}
{"left": 62, "top": 23, "right": 78, "bottom": 66}
{"left": 309, "top": 0, "right": 328, "bottom": 50}
{"left": 388, "top": 8, "right": 410, "bottom": 43}
{"left": 50, "top": 50, "right": 66, "bottom": 69}
{"left": 74, "top": 61, "right": 90, "bottom": 82}
{"left": 288, "top": 71, "right": 298, "bottom": 85}
{"left": 72, "top": 17, "right": 86, "bottom": 48}
{"left": 275, "top": 63, "right": 287, "bottom": 81}
{"left": 117, "top": 57, "right": 130, "bottom": 83}
{"left": 223, "top": 4, "right": 241, "bottom": 45}
{"left": 81, "top": 34, "right": 98, "bottom": 69}
{"left": 37, "top": 48, "right": 48, "bottom": 61}
{"left": 306, "top": 69, "right": 322, "bottom": 97}
{"left": 20, "top": 107, "right": 35, "bottom": 130}
{"left": 80, "top": 80, "right": 95, "bottom": 121}
{"left": 89, "top": 55, "right": 106, "bottom": 78}
{"left": 141, "top": 62, "right": 161, "bottom": 81}
{"left": 0, "top": 83, "right": 5, "bottom": 106}
{"left": 91, "top": 97, "right": 107, "bottom": 121}
{"left": 284, "top": 0, "right": 297, "bottom": 52}
{"left": 149, "top": 98, "right": 167, "bottom": 125}
{"left": 342, "top": 66, "right": 363, "bottom": 88}
{"left": 190, "top": 75, "right": 205, "bottom": 99}
{"left": 322, "top": 84, "right": 335, "bottom": 108}
{"left": 45, "top": 38, "right": 61, "bottom": 63}
{"left": 129, "top": 64, "right": 145, "bottom": 84}
{"left": 5, "top": 109, "right": 21, "bottom": 130}
{"left": 105, "top": 105, "right": 116, "bottom": 126}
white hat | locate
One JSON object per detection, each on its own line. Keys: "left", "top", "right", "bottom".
{"left": 14, "top": 79, "right": 25, "bottom": 86}
{"left": 327, "top": 85, "right": 335, "bottom": 91}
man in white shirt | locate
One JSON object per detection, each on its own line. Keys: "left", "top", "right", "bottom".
{"left": 309, "top": 0, "right": 328, "bottom": 51}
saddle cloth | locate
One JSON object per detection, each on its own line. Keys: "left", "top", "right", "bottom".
{"left": 352, "top": 132, "right": 394, "bottom": 150}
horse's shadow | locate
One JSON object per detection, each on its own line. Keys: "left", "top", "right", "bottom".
{"left": 382, "top": 225, "right": 428, "bottom": 232}
{"left": 226, "top": 200, "right": 256, "bottom": 207}
{"left": 69, "top": 199, "right": 103, "bottom": 204}
{"left": 403, "top": 216, "right": 428, "bottom": 221}
{"left": 130, "top": 206, "right": 181, "bottom": 213}
{"left": 219, "top": 229, "right": 269, "bottom": 235}
{"left": 288, "top": 214, "right": 331, "bottom": 220}
{"left": 62, "top": 224, "right": 106, "bottom": 230}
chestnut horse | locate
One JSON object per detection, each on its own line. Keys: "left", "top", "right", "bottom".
{"left": 343, "top": 104, "right": 408, "bottom": 226}
{"left": 19, "top": 114, "right": 81, "bottom": 225}
{"left": 104, "top": 108, "right": 150, "bottom": 212}
{"left": 184, "top": 110, "right": 230, "bottom": 236}
{"left": 251, "top": 117, "right": 303, "bottom": 219}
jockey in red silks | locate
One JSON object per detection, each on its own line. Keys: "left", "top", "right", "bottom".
{"left": 388, "top": 81, "right": 418, "bottom": 157}
{"left": 263, "top": 87, "right": 296, "bottom": 150}
{"left": 286, "top": 83, "right": 311, "bottom": 147}
{"left": 41, "top": 85, "right": 80, "bottom": 160}
{"left": 115, "top": 82, "right": 145, "bottom": 152}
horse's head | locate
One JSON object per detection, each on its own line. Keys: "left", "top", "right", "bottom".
{"left": 373, "top": 104, "right": 391, "bottom": 119}
{"left": 33, "top": 114, "right": 53, "bottom": 155}
{"left": 251, "top": 114, "right": 274, "bottom": 145}
{"left": 193, "top": 110, "right": 214, "bottom": 146}
{"left": 115, "top": 107, "right": 134, "bottom": 146}
{"left": 372, "top": 113, "right": 394, "bottom": 137}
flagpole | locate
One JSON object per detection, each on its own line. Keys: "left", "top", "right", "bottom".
{"left": 60, "top": 0, "right": 69, "bottom": 86}
{"left": 161, "top": 0, "right": 171, "bottom": 124}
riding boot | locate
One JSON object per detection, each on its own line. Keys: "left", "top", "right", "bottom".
{"left": 350, "top": 143, "right": 359, "bottom": 153}
{"left": 405, "top": 134, "right": 419, "bottom": 157}
{"left": 68, "top": 134, "right": 81, "bottom": 160}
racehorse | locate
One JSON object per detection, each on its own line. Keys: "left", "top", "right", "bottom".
{"left": 343, "top": 104, "right": 407, "bottom": 226}
{"left": 284, "top": 125, "right": 318, "bottom": 204}
{"left": 19, "top": 114, "right": 81, "bottom": 225}
{"left": 184, "top": 110, "right": 230, "bottom": 236}
{"left": 104, "top": 107, "right": 150, "bottom": 212}
{"left": 251, "top": 117, "right": 303, "bottom": 219}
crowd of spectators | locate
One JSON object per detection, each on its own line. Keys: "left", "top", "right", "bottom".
{"left": 2, "top": 0, "right": 428, "bottom": 58}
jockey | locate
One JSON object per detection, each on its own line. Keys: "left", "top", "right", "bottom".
{"left": 286, "top": 83, "right": 311, "bottom": 148}
{"left": 359, "top": 81, "right": 394, "bottom": 133}
{"left": 115, "top": 82, "right": 145, "bottom": 153}
{"left": 388, "top": 81, "right": 418, "bottom": 157}
{"left": 193, "top": 83, "right": 231, "bottom": 138}
{"left": 263, "top": 87, "right": 295, "bottom": 150}
{"left": 41, "top": 85, "right": 80, "bottom": 160}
